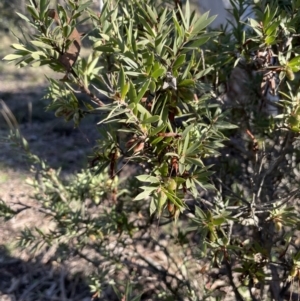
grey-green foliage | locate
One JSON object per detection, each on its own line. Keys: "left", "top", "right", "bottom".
{"left": 4, "top": 0, "right": 232, "bottom": 217}
{"left": 4, "top": 0, "right": 300, "bottom": 300}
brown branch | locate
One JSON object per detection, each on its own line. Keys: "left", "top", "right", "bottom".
{"left": 215, "top": 177, "right": 250, "bottom": 208}
{"left": 225, "top": 260, "right": 245, "bottom": 301}
{"left": 255, "top": 131, "right": 294, "bottom": 202}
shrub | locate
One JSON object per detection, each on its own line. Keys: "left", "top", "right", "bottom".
{"left": 3, "top": 0, "right": 300, "bottom": 300}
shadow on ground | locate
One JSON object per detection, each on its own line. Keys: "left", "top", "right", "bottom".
{"left": 0, "top": 245, "right": 94, "bottom": 301}
{"left": 0, "top": 87, "right": 100, "bottom": 174}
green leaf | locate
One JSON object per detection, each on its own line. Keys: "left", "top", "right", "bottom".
{"left": 121, "top": 56, "right": 139, "bottom": 69}
{"left": 100, "top": 33, "right": 110, "bottom": 41}
{"left": 186, "top": 141, "right": 202, "bottom": 155}
{"left": 75, "top": 0, "right": 93, "bottom": 13}
{"left": 182, "top": 124, "right": 194, "bottom": 138}
{"left": 212, "top": 217, "right": 226, "bottom": 226}
{"left": 184, "top": 36, "right": 211, "bottom": 49}
{"left": 62, "top": 25, "right": 72, "bottom": 39}
{"left": 185, "top": 157, "right": 204, "bottom": 167}
{"left": 164, "top": 153, "right": 179, "bottom": 159}
{"left": 31, "top": 51, "right": 46, "bottom": 60}
{"left": 288, "top": 56, "right": 300, "bottom": 72}
{"left": 134, "top": 190, "right": 151, "bottom": 201}
{"left": 11, "top": 44, "right": 31, "bottom": 52}
{"left": 173, "top": 11, "right": 183, "bottom": 38}
{"left": 3, "top": 54, "right": 23, "bottom": 61}
{"left": 121, "top": 83, "right": 130, "bottom": 100}
{"left": 128, "top": 80, "right": 137, "bottom": 104}
{"left": 146, "top": 4, "right": 158, "bottom": 24}
{"left": 139, "top": 186, "right": 158, "bottom": 192}
{"left": 87, "top": 56, "right": 100, "bottom": 75}
{"left": 119, "top": 66, "right": 126, "bottom": 98}
{"left": 150, "top": 198, "right": 157, "bottom": 216}
{"left": 151, "top": 136, "right": 164, "bottom": 145}
{"left": 31, "top": 40, "right": 54, "bottom": 49}
{"left": 137, "top": 103, "right": 152, "bottom": 119}
{"left": 138, "top": 14, "right": 156, "bottom": 37}
{"left": 27, "top": 5, "right": 39, "bottom": 20}
{"left": 16, "top": 12, "right": 31, "bottom": 22}
{"left": 181, "top": 132, "right": 189, "bottom": 156}
{"left": 94, "top": 45, "right": 117, "bottom": 53}
{"left": 215, "top": 121, "right": 238, "bottom": 129}
{"left": 181, "top": 56, "right": 193, "bottom": 79}
{"left": 194, "top": 66, "right": 214, "bottom": 79}
{"left": 150, "top": 123, "right": 167, "bottom": 136}
{"left": 142, "top": 115, "right": 160, "bottom": 124}
{"left": 265, "top": 21, "right": 280, "bottom": 36}
{"left": 176, "top": 5, "right": 187, "bottom": 30}
{"left": 136, "top": 79, "right": 151, "bottom": 103}
{"left": 40, "top": 0, "right": 48, "bottom": 16}
{"left": 136, "top": 175, "right": 160, "bottom": 183}
{"left": 172, "top": 54, "right": 186, "bottom": 71}
{"left": 97, "top": 107, "right": 128, "bottom": 124}
{"left": 151, "top": 68, "right": 166, "bottom": 80}
{"left": 249, "top": 18, "right": 263, "bottom": 36}
{"left": 185, "top": 0, "right": 191, "bottom": 22}
{"left": 178, "top": 79, "right": 195, "bottom": 87}
{"left": 164, "top": 189, "right": 185, "bottom": 208}
{"left": 157, "top": 8, "right": 168, "bottom": 32}
{"left": 149, "top": 80, "right": 156, "bottom": 94}
{"left": 265, "top": 35, "right": 276, "bottom": 46}
{"left": 190, "top": 13, "right": 217, "bottom": 36}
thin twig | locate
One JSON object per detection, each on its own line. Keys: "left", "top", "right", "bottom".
{"left": 255, "top": 189, "right": 299, "bottom": 211}
{"left": 256, "top": 132, "right": 293, "bottom": 202}
{"left": 59, "top": 268, "right": 67, "bottom": 301}
{"left": 225, "top": 260, "right": 245, "bottom": 301}
{"left": 215, "top": 177, "right": 250, "bottom": 207}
